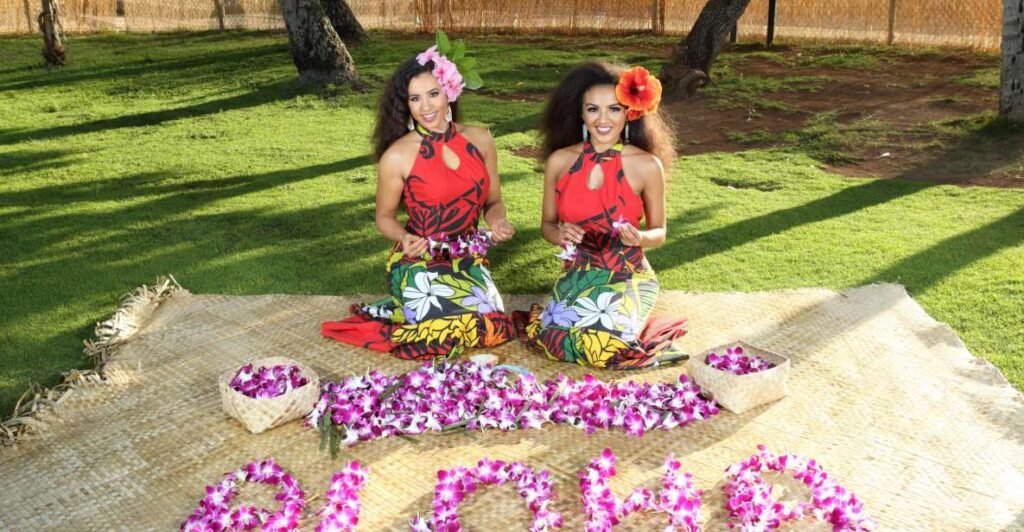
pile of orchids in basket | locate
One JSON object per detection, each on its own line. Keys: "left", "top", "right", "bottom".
{"left": 705, "top": 346, "right": 776, "bottom": 376}
{"left": 229, "top": 363, "right": 309, "bottom": 399}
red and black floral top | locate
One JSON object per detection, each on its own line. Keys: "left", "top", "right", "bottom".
{"left": 403, "top": 123, "right": 490, "bottom": 240}
{"left": 555, "top": 142, "right": 646, "bottom": 273}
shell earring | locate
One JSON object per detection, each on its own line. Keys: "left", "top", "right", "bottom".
{"left": 624, "top": 123, "right": 630, "bottom": 144}
{"left": 445, "top": 106, "right": 453, "bottom": 123}
{"left": 581, "top": 124, "right": 588, "bottom": 143}
{"left": 407, "top": 116, "right": 415, "bottom": 131}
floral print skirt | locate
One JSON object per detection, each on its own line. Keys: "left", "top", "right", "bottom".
{"left": 514, "top": 263, "right": 687, "bottom": 369}
{"left": 322, "top": 250, "right": 514, "bottom": 360}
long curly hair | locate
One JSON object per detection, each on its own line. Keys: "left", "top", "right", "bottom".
{"left": 541, "top": 62, "right": 676, "bottom": 168}
{"left": 373, "top": 57, "right": 462, "bottom": 161}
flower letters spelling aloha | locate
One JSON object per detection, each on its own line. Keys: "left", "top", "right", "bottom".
{"left": 182, "top": 448, "right": 871, "bottom": 531}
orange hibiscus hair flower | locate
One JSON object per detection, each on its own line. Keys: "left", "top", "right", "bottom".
{"left": 615, "top": 66, "right": 663, "bottom": 121}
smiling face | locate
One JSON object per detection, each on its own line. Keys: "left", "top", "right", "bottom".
{"left": 407, "top": 71, "right": 449, "bottom": 131}
{"left": 581, "top": 84, "right": 626, "bottom": 147}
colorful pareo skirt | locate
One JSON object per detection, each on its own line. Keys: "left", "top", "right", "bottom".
{"left": 322, "top": 250, "right": 514, "bottom": 360}
{"left": 514, "top": 264, "right": 687, "bottom": 369}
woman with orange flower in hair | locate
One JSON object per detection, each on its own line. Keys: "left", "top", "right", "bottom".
{"left": 322, "top": 33, "right": 516, "bottom": 361}
{"left": 514, "top": 63, "right": 687, "bottom": 369}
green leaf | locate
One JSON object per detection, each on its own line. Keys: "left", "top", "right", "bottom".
{"left": 460, "top": 57, "right": 477, "bottom": 71}
{"left": 562, "top": 329, "right": 581, "bottom": 362}
{"left": 555, "top": 269, "right": 606, "bottom": 303}
{"left": 451, "top": 40, "right": 466, "bottom": 62}
{"left": 436, "top": 31, "right": 451, "bottom": 54}
{"left": 464, "top": 71, "right": 484, "bottom": 90}
{"left": 389, "top": 264, "right": 410, "bottom": 303}
{"left": 318, "top": 414, "right": 329, "bottom": 452}
{"left": 329, "top": 424, "right": 340, "bottom": 459}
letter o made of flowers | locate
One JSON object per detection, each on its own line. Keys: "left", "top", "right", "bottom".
{"left": 723, "top": 444, "right": 874, "bottom": 531}
{"left": 409, "top": 458, "right": 563, "bottom": 531}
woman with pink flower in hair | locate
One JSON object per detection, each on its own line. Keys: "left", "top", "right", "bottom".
{"left": 514, "top": 62, "right": 687, "bottom": 369}
{"left": 322, "top": 33, "right": 516, "bottom": 361}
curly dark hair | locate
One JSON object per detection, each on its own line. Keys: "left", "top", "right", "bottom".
{"left": 372, "top": 57, "right": 462, "bottom": 161}
{"left": 540, "top": 62, "right": 676, "bottom": 168}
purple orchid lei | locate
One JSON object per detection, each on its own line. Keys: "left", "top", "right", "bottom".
{"left": 409, "top": 458, "right": 563, "bottom": 531}
{"left": 558, "top": 215, "right": 629, "bottom": 263}
{"left": 307, "top": 362, "right": 719, "bottom": 457}
{"left": 230, "top": 364, "right": 310, "bottom": 399}
{"left": 554, "top": 242, "right": 578, "bottom": 262}
{"left": 706, "top": 346, "right": 774, "bottom": 376}
{"left": 609, "top": 215, "right": 630, "bottom": 239}
{"left": 579, "top": 449, "right": 702, "bottom": 532}
{"left": 180, "top": 458, "right": 305, "bottom": 532}
{"left": 723, "top": 444, "right": 874, "bottom": 531}
{"left": 315, "top": 462, "right": 369, "bottom": 532}
{"left": 425, "top": 229, "right": 493, "bottom": 261}
{"left": 660, "top": 455, "right": 704, "bottom": 531}
{"left": 180, "top": 448, "right": 873, "bottom": 531}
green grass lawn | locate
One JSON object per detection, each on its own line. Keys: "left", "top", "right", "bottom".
{"left": 1, "top": 31, "right": 1021, "bottom": 415}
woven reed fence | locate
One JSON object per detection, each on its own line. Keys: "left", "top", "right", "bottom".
{"left": 1, "top": 0, "right": 1004, "bottom": 51}
{"left": 1, "top": 0, "right": 120, "bottom": 34}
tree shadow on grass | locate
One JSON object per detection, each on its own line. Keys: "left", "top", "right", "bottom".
{"left": 0, "top": 79, "right": 299, "bottom": 146}
{"left": 0, "top": 148, "right": 80, "bottom": 174}
{"left": 862, "top": 206, "right": 1023, "bottom": 292}
{"left": 0, "top": 179, "right": 384, "bottom": 413}
{"left": 0, "top": 155, "right": 372, "bottom": 208}
{"left": 0, "top": 42, "right": 289, "bottom": 93}
{"left": 660, "top": 123, "right": 1020, "bottom": 278}
{"left": 0, "top": 176, "right": 379, "bottom": 372}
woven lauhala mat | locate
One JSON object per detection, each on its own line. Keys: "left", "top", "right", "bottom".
{"left": 2, "top": 284, "right": 1023, "bottom": 530}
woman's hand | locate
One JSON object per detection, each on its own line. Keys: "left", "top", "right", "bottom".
{"left": 558, "top": 222, "right": 585, "bottom": 245}
{"left": 617, "top": 223, "right": 642, "bottom": 247}
{"left": 490, "top": 218, "right": 516, "bottom": 243}
{"left": 401, "top": 233, "right": 429, "bottom": 259}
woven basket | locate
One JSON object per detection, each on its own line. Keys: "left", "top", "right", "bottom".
{"left": 218, "top": 357, "right": 320, "bottom": 434}
{"left": 690, "top": 341, "right": 790, "bottom": 414}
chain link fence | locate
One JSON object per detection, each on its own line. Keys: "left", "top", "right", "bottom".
{"left": 0, "top": 0, "right": 1004, "bottom": 51}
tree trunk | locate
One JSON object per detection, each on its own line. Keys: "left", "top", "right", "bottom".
{"left": 322, "top": 0, "right": 366, "bottom": 45}
{"left": 658, "top": 0, "right": 752, "bottom": 97}
{"left": 38, "top": 0, "right": 67, "bottom": 66}
{"left": 277, "top": 0, "right": 358, "bottom": 86}
{"left": 1001, "top": 0, "right": 1024, "bottom": 123}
